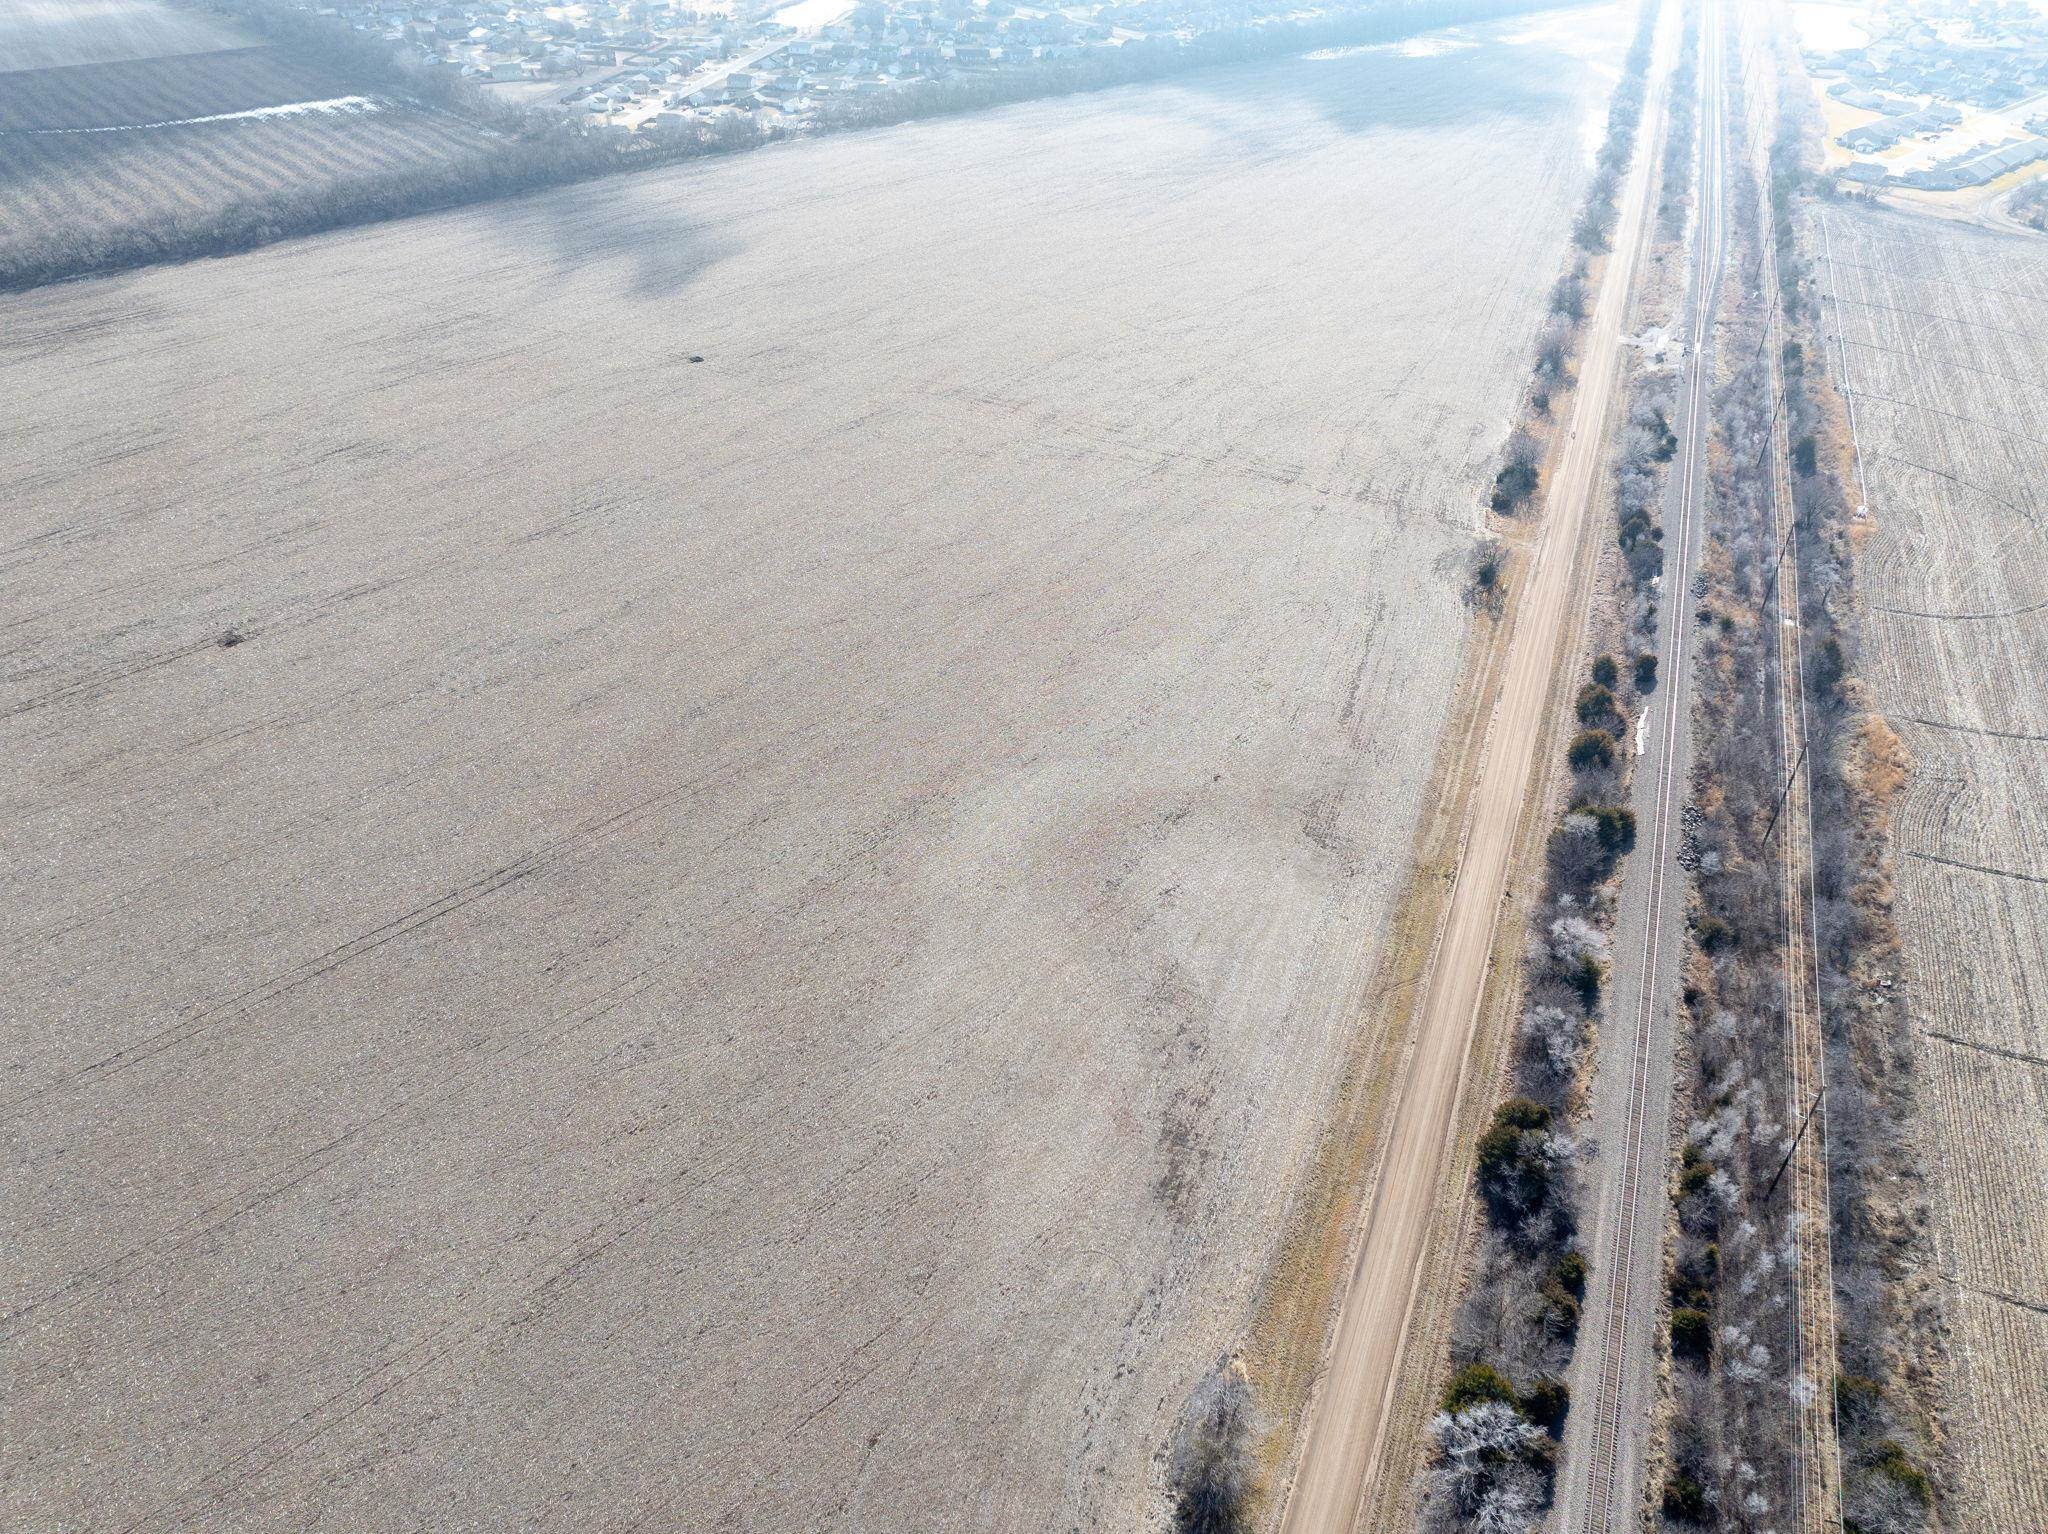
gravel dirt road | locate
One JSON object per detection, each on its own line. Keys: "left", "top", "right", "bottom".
{"left": 1273, "top": 8, "right": 1674, "bottom": 1531}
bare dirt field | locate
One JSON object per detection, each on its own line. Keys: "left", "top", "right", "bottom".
{"left": 2, "top": 17, "right": 1623, "bottom": 1532}
{"left": 1818, "top": 204, "right": 2048, "bottom": 1534}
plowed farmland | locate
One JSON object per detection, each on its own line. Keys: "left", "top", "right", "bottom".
{"left": 0, "top": 103, "right": 497, "bottom": 274}
{"left": 0, "top": 45, "right": 346, "bottom": 128}
{"left": 0, "top": 6, "right": 494, "bottom": 288}
{"left": 1819, "top": 205, "right": 2048, "bottom": 1534}
{"left": 0, "top": 0, "right": 247, "bottom": 69}
{"left": 2, "top": 12, "right": 1631, "bottom": 1533}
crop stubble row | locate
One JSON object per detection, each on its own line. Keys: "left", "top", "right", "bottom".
{"left": 0, "top": 0, "right": 247, "bottom": 71}
{"left": 0, "top": 46, "right": 344, "bottom": 130}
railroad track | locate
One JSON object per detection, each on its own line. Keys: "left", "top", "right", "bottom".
{"left": 1574, "top": 3, "right": 1728, "bottom": 1526}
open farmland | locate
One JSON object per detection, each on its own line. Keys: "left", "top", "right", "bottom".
{"left": 0, "top": 0, "right": 496, "bottom": 288}
{"left": 1819, "top": 205, "right": 2048, "bottom": 1534}
{"left": 1, "top": 13, "right": 1627, "bottom": 1532}
{"left": 0, "top": 45, "right": 353, "bottom": 127}
{"left": 0, "top": 103, "right": 500, "bottom": 280}
{"left": 0, "top": 0, "right": 247, "bottom": 69}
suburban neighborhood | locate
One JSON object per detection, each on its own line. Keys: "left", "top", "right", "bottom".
{"left": 312, "top": 0, "right": 1192, "bottom": 133}
{"left": 1801, "top": 0, "right": 2048, "bottom": 194}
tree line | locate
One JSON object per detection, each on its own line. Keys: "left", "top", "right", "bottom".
{"left": 1659, "top": 47, "right": 1939, "bottom": 1534}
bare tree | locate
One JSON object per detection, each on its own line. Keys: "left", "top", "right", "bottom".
{"left": 1169, "top": 1362, "right": 1257, "bottom": 1534}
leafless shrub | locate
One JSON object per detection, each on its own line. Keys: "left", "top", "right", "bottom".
{"left": 1491, "top": 428, "right": 1543, "bottom": 514}
{"left": 1550, "top": 269, "right": 1588, "bottom": 323}
{"left": 1546, "top": 812, "right": 1605, "bottom": 894}
{"left": 1168, "top": 1362, "right": 1257, "bottom": 1534}
{"left": 1520, "top": 1005, "right": 1586, "bottom": 1093}
{"left": 1469, "top": 536, "right": 1508, "bottom": 611}
{"left": 1423, "top": 1402, "right": 1547, "bottom": 1534}
{"left": 1534, "top": 315, "right": 1574, "bottom": 381}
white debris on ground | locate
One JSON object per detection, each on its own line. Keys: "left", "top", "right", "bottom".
{"left": 13, "top": 94, "right": 383, "bottom": 134}
{"left": 1624, "top": 323, "right": 1684, "bottom": 368}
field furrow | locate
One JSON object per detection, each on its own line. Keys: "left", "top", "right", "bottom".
{"left": 0, "top": 45, "right": 343, "bottom": 130}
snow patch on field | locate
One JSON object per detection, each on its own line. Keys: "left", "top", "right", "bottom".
{"left": 1626, "top": 323, "right": 1683, "bottom": 369}
{"left": 1308, "top": 34, "right": 1475, "bottom": 61}
{"left": 11, "top": 94, "right": 383, "bottom": 134}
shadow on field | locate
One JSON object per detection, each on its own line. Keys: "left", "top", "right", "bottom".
{"left": 484, "top": 181, "right": 738, "bottom": 302}
{"left": 1162, "top": 25, "right": 1580, "bottom": 153}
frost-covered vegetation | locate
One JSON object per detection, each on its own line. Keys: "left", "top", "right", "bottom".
{"left": 1487, "top": 0, "right": 1660, "bottom": 515}
{"left": 1658, "top": 38, "right": 1939, "bottom": 1534}
{"left": 1657, "top": 6, "right": 1700, "bottom": 236}
{"left": 2012, "top": 174, "right": 2048, "bottom": 232}
{"left": 1571, "top": 0, "right": 1659, "bottom": 256}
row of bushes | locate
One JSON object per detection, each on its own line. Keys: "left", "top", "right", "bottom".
{"left": 1659, "top": 35, "right": 1936, "bottom": 1534}
{"left": 1571, "top": 3, "right": 1660, "bottom": 255}
{"left": 1426, "top": 685, "right": 1634, "bottom": 1534}
{"left": 1758, "top": 50, "right": 1944, "bottom": 1534}
{"left": 1611, "top": 0, "right": 1699, "bottom": 652}
{"left": 1661, "top": 143, "right": 1812, "bottom": 1528}
{"left": 1486, "top": 0, "right": 1662, "bottom": 515}
{"left": 1655, "top": 28, "right": 1854, "bottom": 1509}
{"left": 1657, "top": 7, "right": 1702, "bottom": 236}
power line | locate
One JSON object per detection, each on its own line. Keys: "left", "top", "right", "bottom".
{"left": 1764, "top": 1086, "right": 1826, "bottom": 1205}
{"left": 1760, "top": 737, "right": 1807, "bottom": 846}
